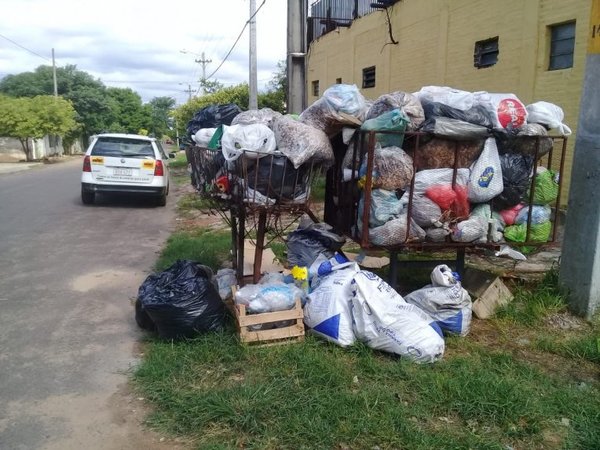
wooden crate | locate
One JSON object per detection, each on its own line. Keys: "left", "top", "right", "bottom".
{"left": 233, "top": 298, "right": 305, "bottom": 346}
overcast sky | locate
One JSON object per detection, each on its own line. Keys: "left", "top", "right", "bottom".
{"left": 0, "top": 0, "right": 302, "bottom": 105}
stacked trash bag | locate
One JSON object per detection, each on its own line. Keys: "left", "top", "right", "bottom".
{"left": 277, "top": 220, "right": 470, "bottom": 363}
{"left": 186, "top": 104, "right": 335, "bottom": 206}
{"left": 297, "top": 84, "right": 569, "bottom": 251}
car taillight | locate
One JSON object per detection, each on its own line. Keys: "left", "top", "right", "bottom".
{"left": 154, "top": 160, "right": 164, "bottom": 176}
{"left": 83, "top": 155, "right": 91, "bottom": 172}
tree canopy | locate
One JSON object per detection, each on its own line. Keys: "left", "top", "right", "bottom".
{"left": 0, "top": 94, "right": 79, "bottom": 160}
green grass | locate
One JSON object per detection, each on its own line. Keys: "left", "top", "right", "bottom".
{"left": 496, "top": 269, "right": 568, "bottom": 326}
{"left": 310, "top": 174, "right": 326, "bottom": 203}
{"left": 137, "top": 207, "right": 600, "bottom": 450}
{"left": 133, "top": 334, "right": 600, "bottom": 450}
{"left": 168, "top": 151, "right": 189, "bottom": 169}
{"left": 154, "top": 229, "right": 231, "bottom": 272}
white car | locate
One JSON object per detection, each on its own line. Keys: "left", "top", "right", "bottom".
{"left": 81, "top": 133, "right": 173, "bottom": 206}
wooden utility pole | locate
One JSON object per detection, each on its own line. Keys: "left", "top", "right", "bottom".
{"left": 52, "top": 48, "right": 58, "bottom": 97}
{"left": 559, "top": 0, "right": 600, "bottom": 319}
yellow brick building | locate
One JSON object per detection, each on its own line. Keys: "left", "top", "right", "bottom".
{"left": 306, "top": 0, "right": 590, "bottom": 203}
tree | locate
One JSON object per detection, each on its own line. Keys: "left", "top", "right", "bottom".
{"left": 0, "top": 95, "right": 78, "bottom": 161}
{"left": 148, "top": 96, "right": 176, "bottom": 138}
{"left": 106, "top": 87, "right": 150, "bottom": 134}
{"left": 199, "top": 79, "right": 225, "bottom": 95}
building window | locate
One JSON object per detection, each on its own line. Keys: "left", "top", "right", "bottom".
{"left": 312, "top": 80, "right": 320, "bottom": 97}
{"left": 336, "top": 78, "right": 342, "bottom": 84}
{"left": 549, "top": 21, "right": 576, "bottom": 70}
{"left": 474, "top": 37, "right": 499, "bottom": 68}
{"left": 362, "top": 66, "right": 376, "bottom": 88}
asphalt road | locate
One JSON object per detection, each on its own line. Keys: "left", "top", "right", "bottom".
{"left": 0, "top": 158, "right": 183, "bottom": 449}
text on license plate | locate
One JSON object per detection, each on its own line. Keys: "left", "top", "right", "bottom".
{"left": 113, "top": 168, "right": 132, "bottom": 176}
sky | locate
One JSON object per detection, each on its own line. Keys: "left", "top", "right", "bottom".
{"left": 0, "top": 0, "right": 301, "bottom": 105}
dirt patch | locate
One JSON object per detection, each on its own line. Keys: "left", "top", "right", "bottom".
{"left": 70, "top": 269, "right": 143, "bottom": 293}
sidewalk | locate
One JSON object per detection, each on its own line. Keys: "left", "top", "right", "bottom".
{"left": 0, "top": 155, "right": 82, "bottom": 175}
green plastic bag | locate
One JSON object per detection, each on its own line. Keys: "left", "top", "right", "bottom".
{"left": 361, "top": 108, "right": 409, "bottom": 148}
{"left": 504, "top": 221, "right": 552, "bottom": 253}
{"left": 530, "top": 169, "right": 559, "bottom": 205}
{"left": 208, "top": 124, "right": 224, "bottom": 149}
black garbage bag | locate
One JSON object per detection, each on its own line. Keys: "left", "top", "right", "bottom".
{"left": 286, "top": 221, "right": 346, "bottom": 268}
{"left": 492, "top": 153, "right": 534, "bottom": 210}
{"left": 186, "top": 103, "right": 242, "bottom": 137}
{"left": 422, "top": 101, "right": 495, "bottom": 128}
{"left": 246, "top": 155, "right": 309, "bottom": 200}
{"left": 136, "top": 260, "right": 226, "bottom": 340}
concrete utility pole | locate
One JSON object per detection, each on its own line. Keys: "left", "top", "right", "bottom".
{"left": 51, "top": 48, "right": 58, "bottom": 97}
{"left": 249, "top": 0, "right": 258, "bottom": 110}
{"left": 559, "top": 0, "right": 600, "bottom": 320}
{"left": 180, "top": 83, "right": 193, "bottom": 101}
{"left": 195, "top": 52, "right": 212, "bottom": 84}
{"left": 287, "top": 0, "right": 308, "bottom": 114}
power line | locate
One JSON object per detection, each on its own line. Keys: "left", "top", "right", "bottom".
{"left": 0, "top": 33, "right": 50, "bottom": 62}
{"left": 200, "top": 0, "right": 266, "bottom": 92}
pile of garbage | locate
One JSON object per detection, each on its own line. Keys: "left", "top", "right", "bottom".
{"left": 187, "top": 105, "right": 334, "bottom": 205}
{"left": 296, "top": 84, "right": 569, "bottom": 250}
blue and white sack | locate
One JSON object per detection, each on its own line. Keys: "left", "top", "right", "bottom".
{"left": 303, "top": 264, "right": 360, "bottom": 347}
{"left": 351, "top": 271, "right": 445, "bottom": 363}
{"left": 404, "top": 265, "right": 472, "bottom": 336}
{"left": 468, "top": 137, "right": 503, "bottom": 203}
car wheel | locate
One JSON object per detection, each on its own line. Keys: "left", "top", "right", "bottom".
{"left": 81, "top": 188, "right": 95, "bottom": 205}
{"left": 156, "top": 193, "right": 167, "bottom": 207}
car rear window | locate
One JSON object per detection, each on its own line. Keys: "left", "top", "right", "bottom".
{"left": 91, "top": 137, "right": 155, "bottom": 158}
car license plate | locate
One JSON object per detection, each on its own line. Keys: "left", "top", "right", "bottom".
{"left": 114, "top": 168, "right": 132, "bottom": 176}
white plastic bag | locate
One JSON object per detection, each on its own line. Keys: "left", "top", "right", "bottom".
{"left": 451, "top": 216, "right": 488, "bottom": 243}
{"left": 474, "top": 92, "right": 528, "bottom": 129}
{"left": 192, "top": 128, "right": 217, "bottom": 147}
{"left": 468, "top": 137, "right": 504, "bottom": 203}
{"left": 367, "top": 214, "right": 426, "bottom": 246}
{"left": 221, "top": 124, "right": 277, "bottom": 161}
{"left": 526, "top": 101, "right": 572, "bottom": 135}
{"left": 416, "top": 86, "right": 476, "bottom": 111}
{"left": 351, "top": 271, "right": 445, "bottom": 363}
{"left": 235, "top": 282, "right": 302, "bottom": 314}
{"left": 303, "top": 265, "right": 360, "bottom": 347}
{"left": 404, "top": 265, "right": 472, "bottom": 336}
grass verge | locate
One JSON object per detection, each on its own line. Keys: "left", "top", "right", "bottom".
{"left": 136, "top": 230, "right": 600, "bottom": 450}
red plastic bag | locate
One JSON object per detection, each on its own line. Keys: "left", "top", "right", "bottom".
{"left": 500, "top": 203, "right": 525, "bottom": 226}
{"left": 425, "top": 185, "right": 470, "bottom": 219}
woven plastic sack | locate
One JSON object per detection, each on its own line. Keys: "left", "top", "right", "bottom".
{"left": 231, "top": 108, "right": 282, "bottom": 129}
{"left": 368, "top": 214, "right": 426, "bottom": 246}
{"left": 451, "top": 216, "right": 488, "bottom": 243}
{"left": 468, "top": 137, "right": 504, "bottom": 203}
{"left": 530, "top": 168, "right": 559, "bottom": 205}
{"left": 404, "top": 193, "right": 443, "bottom": 228}
{"left": 411, "top": 138, "right": 484, "bottom": 170}
{"left": 413, "top": 168, "right": 470, "bottom": 195}
{"left": 514, "top": 124, "right": 554, "bottom": 159}
{"left": 526, "top": 101, "right": 572, "bottom": 135}
{"left": 357, "top": 189, "right": 404, "bottom": 228}
{"left": 515, "top": 205, "right": 552, "bottom": 225}
{"left": 361, "top": 108, "right": 410, "bottom": 148}
{"left": 351, "top": 270, "right": 445, "bottom": 363}
{"left": 370, "top": 145, "right": 414, "bottom": 190}
{"left": 404, "top": 265, "right": 472, "bottom": 336}
{"left": 299, "top": 84, "right": 368, "bottom": 137}
{"left": 366, "top": 91, "right": 425, "bottom": 131}
{"left": 426, "top": 225, "right": 451, "bottom": 242}
{"left": 221, "top": 124, "right": 276, "bottom": 161}
{"left": 273, "top": 115, "right": 334, "bottom": 169}
{"left": 303, "top": 265, "right": 360, "bottom": 347}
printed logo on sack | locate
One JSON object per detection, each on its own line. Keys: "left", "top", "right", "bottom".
{"left": 497, "top": 99, "right": 527, "bottom": 128}
{"left": 478, "top": 166, "right": 495, "bottom": 187}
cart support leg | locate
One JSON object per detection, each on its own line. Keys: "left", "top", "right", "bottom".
{"left": 456, "top": 248, "right": 465, "bottom": 277}
{"left": 388, "top": 250, "right": 398, "bottom": 290}
{"left": 236, "top": 210, "right": 245, "bottom": 284}
{"left": 253, "top": 210, "right": 267, "bottom": 283}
